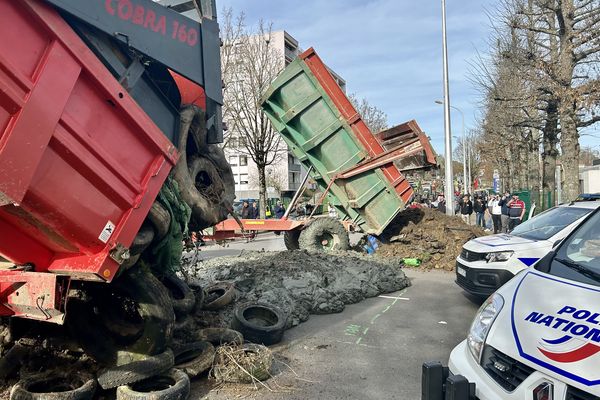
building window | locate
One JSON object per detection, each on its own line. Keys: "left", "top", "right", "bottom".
{"left": 240, "top": 174, "right": 248, "bottom": 184}
{"left": 284, "top": 40, "right": 297, "bottom": 53}
{"left": 229, "top": 156, "right": 237, "bottom": 166}
{"left": 228, "top": 137, "right": 237, "bottom": 148}
{"left": 240, "top": 155, "right": 248, "bottom": 166}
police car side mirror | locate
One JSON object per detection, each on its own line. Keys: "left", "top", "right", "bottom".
{"left": 552, "top": 238, "right": 563, "bottom": 249}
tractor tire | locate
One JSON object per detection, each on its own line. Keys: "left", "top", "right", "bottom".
{"left": 230, "top": 303, "right": 286, "bottom": 346}
{"left": 97, "top": 349, "right": 174, "bottom": 390}
{"left": 159, "top": 274, "right": 195, "bottom": 318}
{"left": 283, "top": 230, "right": 300, "bottom": 250}
{"left": 298, "top": 218, "right": 350, "bottom": 252}
{"left": 173, "top": 107, "right": 230, "bottom": 231}
{"left": 67, "top": 268, "right": 175, "bottom": 366}
{"left": 116, "top": 369, "right": 189, "bottom": 400}
{"left": 10, "top": 371, "right": 96, "bottom": 400}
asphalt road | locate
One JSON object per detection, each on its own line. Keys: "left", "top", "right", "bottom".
{"left": 191, "top": 234, "right": 481, "bottom": 400}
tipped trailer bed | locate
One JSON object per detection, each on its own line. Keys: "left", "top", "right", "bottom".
{"left": 210, "top": 48, "right": 437, "bottom": 249}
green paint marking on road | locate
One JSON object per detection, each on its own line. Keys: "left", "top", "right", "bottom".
{"left": 363, "top": 327, "right": 369, "bottom": 335}
{"left": 344, "top": 324, "right": 361, "bottom": 336}
{"left": 356, "top": 337, "right": 362, "bottom": 345}
{"left": 371, "top": 313, "right": 382, "bottom": 324}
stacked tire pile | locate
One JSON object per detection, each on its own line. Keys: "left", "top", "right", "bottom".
{"left": 8, "top": 274, "right": 288, "bottom": 400}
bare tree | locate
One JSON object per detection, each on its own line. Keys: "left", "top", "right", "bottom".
{"left": 348, "top": 93, "right": 389, "bottom": 133}
{"left": 221, "top": 13, "right": 286, "bottom": 218}
{"left": 469, "top": 0, "right": 600, "bottom": 204}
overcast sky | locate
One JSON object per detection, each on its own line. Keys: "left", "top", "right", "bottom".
{"left": 215, "top": 0, "right": 599, "bottom": 154}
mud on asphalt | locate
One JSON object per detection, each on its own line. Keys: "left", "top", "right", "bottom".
{"left": 184, "top": 249, "right": 411, "bottom": 330}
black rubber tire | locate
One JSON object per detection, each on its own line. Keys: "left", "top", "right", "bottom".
{"left": 67, "top": 268, "right": 175, "bottom": 366}
{"left": 130, "top": 223, "right": 155, "bottom": 256}
{"left": 97, "top": 349, "right": 174, "bottom": 390}
{"left": 173, "top": 341, "right": 215, "bottom": 378}
{"left": 202, "top": 282, "right": 235, "bottom": 311}
{"left": 116, "top": 369, "right": 189, "bottom": 400}
{"left": 188, "top": 284, "right": 205, "bottom": 310}
{"left": 174, "top": 316, "right": 193, "bottom": 333}
{"left": 298, "top": 217, "right": 350, "bottom": 252}
{"left": 159, "top": 274, "right": 196, "bottom": 318}
{"left": 195, "top": 328, "right": 243, "bottom": 346}
{"left": 230, "top": 303, "right": 287, "bottom": 346}
{"left": 10, "top": 371, "right": 96, "bottom": 400}
{"left": 148, "top": 202, "right": 171, "bottom": 241}
{"left": 283, "top": 230, "right": 300, "bottom": 250}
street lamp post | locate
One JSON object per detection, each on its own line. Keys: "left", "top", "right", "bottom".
{"left": 441, "top": 0, "right": 453, "bottom": 216}
{"left": 436, "top": 101, "right": 466, "bottom": 195}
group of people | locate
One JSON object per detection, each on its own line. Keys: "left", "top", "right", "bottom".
{"left": 456, "top": 192, "right": 526, "bottom": 233}
{"left": 240, "top": 200, "right": 287, "bottom": 219}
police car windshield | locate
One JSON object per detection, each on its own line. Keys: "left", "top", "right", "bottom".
{"left": 510, "top": 206, "right": 591, "bottom": 241}
{"left": 550, "top": 210, "right": 600, "bottom": 286}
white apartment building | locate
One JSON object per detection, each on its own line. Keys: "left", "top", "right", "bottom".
{"left": 156, "top": 2, "right": 346, "bottom": 200}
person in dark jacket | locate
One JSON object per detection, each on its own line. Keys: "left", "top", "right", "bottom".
{"left": 250, "top": 202, "right": 259, "bottom": 219}
{"left": 240, "top": 201, "right": 251, "bottom": 219}
{"left": 473, "top": 196, "right": 486, "bottom": 228}
{"left": 459, "top": 194, "right": 473, "bottom": 225}
{"left": 498, "top": 192, "right": 511, "bottom": 233}
{"left": 436, "top": 194, "right": 446, "bottom": 212}
{"left": 274, "top": 201, "right": 285, "bottom": 219}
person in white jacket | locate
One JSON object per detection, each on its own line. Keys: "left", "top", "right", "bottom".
{"left": 489, "top": 195, "right": 502, "bottom": 233}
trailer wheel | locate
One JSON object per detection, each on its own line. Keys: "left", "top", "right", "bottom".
{"left": 298, "top": 218, "right": 350, "bottom": 252}
{"left": 10, "top": 371, "right": 96, "bottom": 400}
{"left": 283, "top": 230, "right": 300, "bottom": 250}
{"left": 67, "top": 268, "right": 175, "bottom": 366}
{"left": 116, "top": 369, "right": 189, "bottom": 400}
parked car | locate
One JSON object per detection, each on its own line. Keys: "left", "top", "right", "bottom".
{"left": 455, "top": 201, "right": 600, "bottom": 297}
{"left": 576, "top": 193, "right": 600, "bottom": 202}
{"left": 423, "top": 201, "right": 600, "bottom": 399}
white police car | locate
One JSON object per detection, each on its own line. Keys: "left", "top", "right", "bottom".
{"left": 455, "top": 201, "right": 600, "bottom": 297}
{"left": 423, "top": 204, "right": 600, "bottom": 399}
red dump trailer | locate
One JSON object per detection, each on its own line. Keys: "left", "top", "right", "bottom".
{"left": 0, "top": 0, "right": 225, "bottom": 330}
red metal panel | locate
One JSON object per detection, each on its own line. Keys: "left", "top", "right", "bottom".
{"left": 299, "top": 48, "right": 414, "bottom": 203}
{"left": 0, "top": 1, "right": 178, "bottom": 282}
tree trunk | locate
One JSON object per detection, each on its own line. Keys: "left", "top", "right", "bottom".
{"left": 528, "top": 131, "right": 541, "bottom": 207}
{"left": 542, "top": 100, "right": 559, "bottom": 209}
{"left": 555, "top": 0, "right": 579, "bottom": 201}
{"left": 559, "top": 102, "right": 580, "bottom": 201}
{"left": 257, "top": 164, "right": 267, "bottom": 219}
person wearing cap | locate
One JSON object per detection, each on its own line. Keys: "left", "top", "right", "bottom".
{"left": 507, "top": 193, "right": 526, "bottom": 231}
